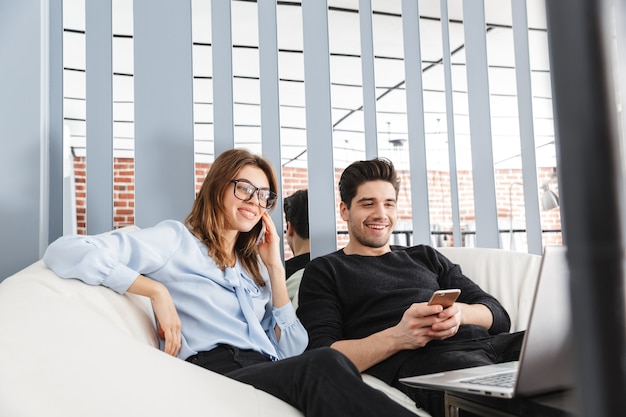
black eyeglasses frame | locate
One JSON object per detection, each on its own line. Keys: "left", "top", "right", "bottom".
{"left": 230, "top": 179, "right": 278, "bottom": 209}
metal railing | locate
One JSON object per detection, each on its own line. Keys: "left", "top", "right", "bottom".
{"left": 336, "top": 229, "right": 563, "bottom": 248}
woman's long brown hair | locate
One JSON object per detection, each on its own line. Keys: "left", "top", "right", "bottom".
{"left": 185, "top": 149, "right": 278, "bottom": 286}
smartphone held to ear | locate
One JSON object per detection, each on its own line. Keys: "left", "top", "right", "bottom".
{"left": 255, "top": 222, "right": 266, "bottom": 245}
{"left": 427, "top": 289, "right": 461, "bottom": 308}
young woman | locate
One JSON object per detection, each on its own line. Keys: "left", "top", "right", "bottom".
{"left": 43, "top": 149, "right": 417, "bottom": 417}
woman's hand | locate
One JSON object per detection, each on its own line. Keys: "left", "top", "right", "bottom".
{"left": 128, "top": 275, "right": 182, "bottom": 357}
{"left": 152, "top": 289, "right": 183, "bottom": 356}
{"left": 256, "top": 211, "right": 283, "bottom": 269}
{"left": 256, "top": 211, "right": 290, "bottom": 310}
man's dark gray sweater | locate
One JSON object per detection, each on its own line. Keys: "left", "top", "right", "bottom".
{"left": 297, "top": 245, "right": 512, "bottom": 383}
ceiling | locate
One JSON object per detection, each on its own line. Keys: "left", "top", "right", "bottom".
{"left": 61, "top": 0, "right": 555, "bottom": 171}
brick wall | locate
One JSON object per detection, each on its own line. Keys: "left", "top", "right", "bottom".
{"left": 72, "top": 157, "right": 562, "bottom": 251}
{"left": 114, "top": 159, "right": 136, "bottom": 227}
{"left": 73, "top": 158, "right": 86, "bottom": 230}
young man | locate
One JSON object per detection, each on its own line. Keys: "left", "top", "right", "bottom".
{"left": 283, "top": 189, "right": 311, "bottom": 278}
{"left": 297, "top": 158, "right": 524, "bottom": 417}
{"left": 283, "top": 189, "right": 311, "bottom": 299}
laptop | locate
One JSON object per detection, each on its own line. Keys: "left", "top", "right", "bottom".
{"left": 399, "top": 245, "right": 574, "bottom": 399}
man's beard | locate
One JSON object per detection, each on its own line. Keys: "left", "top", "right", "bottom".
{"left": 352, "top": 228, "right": 390, "bottom": 249}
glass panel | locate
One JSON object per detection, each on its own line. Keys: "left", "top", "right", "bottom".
{"left": 63, "top": 0, "right": 86, "bottom": 233}
{"left": 112, "top": 0, "right": 135, "bottom": 229}
{"left": 191, "top": 0, "right": 214, "bottom": 170}
{"left": 59, "top": 0, "right": 560, "bottom": 252}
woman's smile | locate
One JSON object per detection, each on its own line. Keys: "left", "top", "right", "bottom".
{"left": 238, "top": 206, "right": 259, "bottom": 221}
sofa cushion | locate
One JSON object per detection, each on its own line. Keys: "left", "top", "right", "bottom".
{"left": 0, "top": 260, "right": 301, "bottom": 417}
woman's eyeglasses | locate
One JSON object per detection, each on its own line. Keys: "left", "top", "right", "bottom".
{"left": 230, "top": 179, "right": 278, "bottom": 209}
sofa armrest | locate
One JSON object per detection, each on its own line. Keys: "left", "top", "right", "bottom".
{"left": 0, "top": 260, "right": 302, "bottom": 417}
{"left": 361, "top": 374, "right": 432, "bottom": 416}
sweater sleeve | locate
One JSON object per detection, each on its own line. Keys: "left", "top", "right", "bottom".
{"left": 266, "top": 302, "right": 309, "bottom": 358}
{"left": 297, "top": 256, "right": 344, "bottom": 349}
{"left": 432, "top": 248, "right": 511, "bottom": 334}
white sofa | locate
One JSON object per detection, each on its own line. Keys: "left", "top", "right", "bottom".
{"left": 0, "top": 235, "right": 542, "bottom": 417}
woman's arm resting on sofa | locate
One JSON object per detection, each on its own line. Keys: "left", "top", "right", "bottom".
{"left": 128, "top": 275, "right": 182, "bottom": 357}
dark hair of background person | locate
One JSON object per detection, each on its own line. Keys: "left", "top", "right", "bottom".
{"left": 284, "top": 189, "right": 309, "bottom": 239}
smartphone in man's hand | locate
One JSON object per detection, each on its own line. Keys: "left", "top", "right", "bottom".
{"left": 427, "top": 289, "right": 461, "bottom": 308}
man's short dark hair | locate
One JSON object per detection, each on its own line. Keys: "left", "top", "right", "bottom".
{"left": 284, "top": 189, "right": 309, "bottom": 239}
{"left": 339, "top": 158, "right": 400, "bottom": 208}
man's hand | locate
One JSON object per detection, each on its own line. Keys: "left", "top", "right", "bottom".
{"left": 425, "top": 301, "right": 494, "bottom": 339}
{"left": 331, "top": 302, "right": 458, "bottom": 372}
{"left": 393, "top": 302, "right": 461, "bottom": 349}
{"left": 426, "top": 303, "right": 462, "bottom": 340}
{"left": 330, "top": 301, "right": 490, "bottom": 372}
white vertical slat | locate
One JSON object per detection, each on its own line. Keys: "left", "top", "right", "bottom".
{"left": 512, "top": 0, "right": 542, "bottom": 255}
{"left": 211, "top": 0, "right": 235, "bottom": 156}
{"left": 258, "top": 0, "right": 285, "bottom": 245}
{"left": 402, "top": 0, "right": 431, "bottom": 245}
{"left": 440, "top": 0, "right": 462, "bottom": 247}
{"left": 49, "top": 0, "right": 65, "bottom": 242}
{"left": 359, "top": 0, "right": 378, "bottom": 158}
{"left": 463, "top": 0, "right": 500, "bottom": 248}
{"left": 302, "top": 0, "right": 337, "bottom": 258}
{"left": 85, "top": 0, "right": 114, "bottom": 234}
{"left": 133, "top": 0, "right": 195, "bottom": 227}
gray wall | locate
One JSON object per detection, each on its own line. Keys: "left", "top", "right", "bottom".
{"left": 0, "top": 0, "right": 46, "bottom": 281}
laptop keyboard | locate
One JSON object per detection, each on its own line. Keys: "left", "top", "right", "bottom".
{"left": 460, "top": 371, "right": 517, "bottom": 388}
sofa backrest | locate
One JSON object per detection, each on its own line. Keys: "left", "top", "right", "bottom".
{"left": 291, "top": 247, "right": 543, "bottom": 333}
{"left": 82, "top": 226, "right": 543, "bottom": 334}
